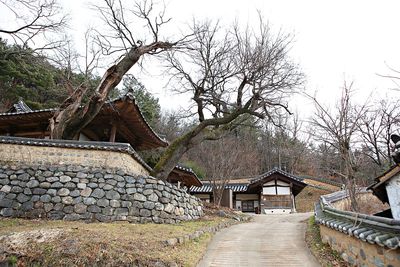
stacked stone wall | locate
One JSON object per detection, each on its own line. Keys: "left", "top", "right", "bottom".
{"left": 0, "top": 164, "right": 203, "bottom": 223}
{"left": 320, "top": 225, "right": 400, "bottom": 267}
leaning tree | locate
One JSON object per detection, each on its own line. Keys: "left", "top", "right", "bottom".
{"left": 1, "top": 0, "right": 303, "bottom": 181}
{"left": 152, "top": 19, "right": 304, "bottom": 179}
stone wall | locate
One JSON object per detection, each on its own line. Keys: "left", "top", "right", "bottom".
{"left": 0, "top": 164, "right": 203, "bottom": 223}
{"left": 320, "top": 225, "right": 400, "bottom": 267}
{"left": 0, "top": 142, "right": 149, "bottom": 176}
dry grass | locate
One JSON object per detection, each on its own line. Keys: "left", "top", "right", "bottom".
{"left": 296, "top": 186, "right": 333, "bottom": 212}
{"left": 334, "top": 192, "right": 389, "bottom": 215}
{"left": 0, "top": 216, "right": 229, "bottom": 267}
{"left": 305, "top": 216, "right": 349, "bottom": 267}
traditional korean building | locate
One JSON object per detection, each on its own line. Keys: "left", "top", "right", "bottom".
{"left": 0, "top": 97, "right": 202, "bottom": 188}
{"left": 190, "top": 168, "right": 307, "bottom": 214}
{"left": 368, "top": 163, "right": 400, "bottom": 220}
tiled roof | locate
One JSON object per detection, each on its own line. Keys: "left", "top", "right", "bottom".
{"left": 189, "top": 183, "right": 248, "bottom": 193}
{"left": 0, "top": 94, "right": 168, "bottom": 147}
{"left": 250, "top": 167, "right": 305, "bottom": 184}
{"left": 0, "top": 136, "right": 152, "bottom": 172}
{"left": 7, "top": 99, "right": 33, "bottom": 113}
{"left": 315, "top": 190, "right": 400, "bottom": 249}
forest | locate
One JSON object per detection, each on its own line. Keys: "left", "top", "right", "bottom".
{"left": 1, "top": 0, "right": 400, "bottom": 212}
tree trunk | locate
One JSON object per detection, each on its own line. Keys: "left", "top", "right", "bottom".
{"left": 51, "top": 42, "right": 174, "bottom": 140}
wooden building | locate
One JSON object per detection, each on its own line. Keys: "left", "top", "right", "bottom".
{"left": 0, "top": 97, "right": 202, "bottom": 188}
{"left": 190, "top": 168, "right": 307, "bottom": 214}
{"left": 368, "top": 163, "right": 400, "bottom": 220}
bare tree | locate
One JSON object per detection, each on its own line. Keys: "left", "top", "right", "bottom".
{"left": 49, "top": 0, "right": 178, "bottom": 140}
{"left": 153, "top": 18, "right": 304, "bottom": 179}
{"left": 192, "top": 135, "right": 260, "bottom": 207}
{"left": 310, "top": 81, "right": 368, "bottom": 212}
{"left": 0, "top": 0, "right": 67, "bottom": 51}
{"left": 357, "top": 99, "right": 400, "bottom": 169}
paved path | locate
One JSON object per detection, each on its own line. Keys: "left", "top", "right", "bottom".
{"left": 198, "top": 213, "right": 320, "bottom": 267}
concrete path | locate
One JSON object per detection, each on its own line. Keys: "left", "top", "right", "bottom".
{"left": 198, "top": 213, "right": 320, "bottom": 267}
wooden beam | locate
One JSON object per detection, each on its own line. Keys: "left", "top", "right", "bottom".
{"left": 109, "top": 123, "right": 117, "bottom": 143}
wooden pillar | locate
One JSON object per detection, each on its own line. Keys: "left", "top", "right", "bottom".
{"left": 109, "top": 123, "right": 117, "bottom": 143}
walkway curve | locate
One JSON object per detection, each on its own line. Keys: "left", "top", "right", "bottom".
{"left": 198, "top": 212, "right": 320, "bottom": 267}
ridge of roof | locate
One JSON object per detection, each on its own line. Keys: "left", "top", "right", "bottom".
{"left": 0, "top": 136, "right": 153, "bottom": 172}
{"left": 0, "top": 94, "right": 168, "bottom": 147}
{"left": 250, "top": 167, "right": 305, "bottom": 184}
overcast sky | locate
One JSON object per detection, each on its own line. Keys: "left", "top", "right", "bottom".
{"left": 3, "top": 0, "right": 400, "bottom": 116}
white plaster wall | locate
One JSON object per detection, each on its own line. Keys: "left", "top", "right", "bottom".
{"left": 386, "top": 174, "right": 400, "bottom": 220}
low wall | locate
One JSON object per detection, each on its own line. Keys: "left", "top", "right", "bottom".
{"left": 0, "top": 137, "right": 150, "bottom": 175}
{"left": 315, "top": 190, "right": 400, "bottom": 266}
{"left": 0, "top": 164, "right": 203, "bottom": 223}
{"left": 320, "top": 225, "right": 400, "bottom": 267}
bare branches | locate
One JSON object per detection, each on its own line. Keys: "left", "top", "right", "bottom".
{"left": 92, "top": 0, "right": 175, "bottom": 57}
{"left": 0, "top": 0, "right": 67, "bottom": 50}
{"left": 164, "top": 17, "right": 303, "bottom": 129}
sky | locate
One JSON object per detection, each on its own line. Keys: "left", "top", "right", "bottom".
{"left": 3, "top": 0, "right": 400, "bottom": 117}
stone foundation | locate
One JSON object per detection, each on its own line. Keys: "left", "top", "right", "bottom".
{"left": 0, "top": 164, "right": 203, "bottom": 223}
{"left": 320, "top": 225, "right": 400, "bottom": 267}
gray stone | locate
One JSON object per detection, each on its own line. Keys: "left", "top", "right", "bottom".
{"left": 77, "top": 183, "right": 86, "bottom": 189}
{"left": 53, "top": 203, "right": 64, "bottom": 211}
{"left": 72, "top": 197, "right": 82, "bottom": 204}
{"left": 126, "top": 188, "right": 137, "bottom": 194}
{"left": 0, "top": 208, "right": 14, "bottom": 217}
{"left": 166, "top": 238, "right": 178, "bottom": 246}
{"left": 143, "top": 201, "right": 155, "bottom": 210}
{"left": 76, "top": 172, "right": 87, "bottom": 179}
{"left": 110, "top": 199, "right": 121, "bottom": 208}
{"left": 46, "top": 176, "right": 58, "bottom": 182}
{"left": 121, "top": 201, "right": 132, "bottom": 208}
{"left": 87, "top": 183, "right": 98, "bottom": 188}
{"left": 143, "top": 189, "right": 153, "bottom": 195}
{"left": 147, "top": 193, "right": 158, "bottom": 202}
{"left": 0, "top": 185, "right": 11, "bottom": 193}
{"left": 0, "top": 198, "right": 13, "bottom": 208}
{"left": 32, "top": 188, "right": 47, "bottom": 195}
{"left": 57, "top": 188, "right": 70, "bottom": 196}
{"left": 63, "top": 205, "right": 74, "bottom": 213}
{"left": 83, "top": 197, "right": 96, "bottom": 205}
{"left": 59, "top": 175, "right": 71, "bottom": 183}
{"left": 17, "top": 173, "right": 30, "bottom": 181}
{"left": 115, "top": 208, "right": 129, "bottom": 216}
{"left": 104, "top": 174, "right": 114, "bottom": 179}
{"left": 52, "top": 196, "right": 62, "bottom": 203}
{"left": 62, "top": 196, "right": 73, "bottom": 205}
{"left": 155, "top": 203, "right": 164, "bottom": 211}
{"left": 91, "top": 188, "right": 105, "bottom": 198}
{"left": 64, "top": 182, "right": 76, "bottom": 189}
{"left": 106, "top": 190, "right": 120, "bottom": 200}
{"left": 103, "top": 184, "right": 113, "bottom": 190}
{"left": 105, "top": 179, "right": 117, "bottom": 186}
{"left": 160, "top": 197, "right": 170, "bottom": 204}
{"left": 133, "top": 193, "right": 146, "bottom": 202}
{"left": 64, "top": 214, "right": 80, "bottom": 221}
{"left": 88, "top": 205, "right": 101, "bottom": 213}
{"left": 102, "top": 207, "right": 114, "bottom": 216}
{"left": 74, "top": 203, "right": 87, "bottom": 214}
{"left": 44, "top": 203, "right": 53, "bottom": 212}
{"left": 11, "top": 186, "right": 23, "bottom": 193}
{"left": 31, "top": 195, "right": 40, "bottom": 202}
{"left": 40, "top": 194, "right": 51, "bottom": 203}
{"left": 95, "top": 214, "right": 111, "bottom": 222}
{"left": 51, "top": 182, "right": 63, "bottom": 188}
{"left": 39, "top": 182, "right": 51, "bottom": 188}
{"left": 164, "top": 203, "right": 174, "bottom": 213}
{"left": 70, "top": 190, "right": 80, "bottom": 197}
{"left": 21, "top": 201, "right": 33, "bottom": 211}
{"left": 47, "top": 189, "right": 57, "bottom": 196}
{"left": 97, "top": 198, "right": 109, "bottom": 207}
{"left": 80, "top": 187, "right": 92, "bottom": 197}
{"left": 94, "top": 173, "right": 103, "bottom": 178}
{"left": 125, "top": 176, "right": 135, "bottom": 184}
{"left": 117, "top": 182, "right": 126, "bottom": 188}
{"left": 48, "top": 210, "right": 64, "bottom": 220}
